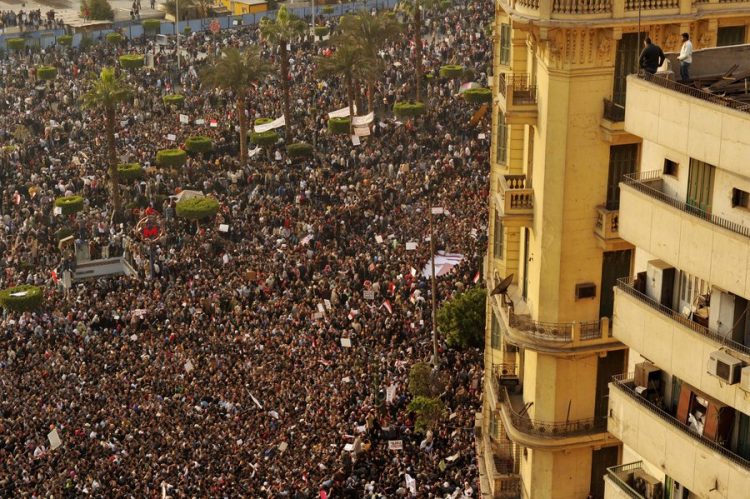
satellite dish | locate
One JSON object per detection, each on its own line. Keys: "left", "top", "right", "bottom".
{"left": 491, "top": 274, "right": 514, "bottom": 296}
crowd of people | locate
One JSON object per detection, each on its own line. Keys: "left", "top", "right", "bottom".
{"left": 0, "top": 9, "right": 63, "bottom": 32}
{"left": 0, "top": 0, "right": 492, "bottom": 496}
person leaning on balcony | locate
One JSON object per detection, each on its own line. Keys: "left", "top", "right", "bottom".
{"left": 678, "top": 32, "right": 693, "bottom": 82}
{"left": 639, "top": 37, "right": 665, "bottom": 75}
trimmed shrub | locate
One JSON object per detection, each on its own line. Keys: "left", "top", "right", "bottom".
{"left": 117, "top": 163, "right": 144, "bottom": 180}
{"left": 183, "top": 26, "right": 192, "bottom": 35}
{"left": 156, "top": 149, "right": 187, "bottom": 167}
{"left": 322, "top": 6, "right": 334, "bottom": 14}
{"left": 287, "top": 142, "right": 314, "bottom": 159}
{"left": 162, "top": 94, "right": 185, "bottom": 108}
{"left": 57, "top": 35, "right": 73, "bottom": 46}
{"left": 393, "top": 101, "right": 426, "bottom": 119}
{"left": 119, "top": 54, "right": 144, "bottom": 70}
{"left": 106, "top": 32, "right": 123, "bottom": 44}
{"left": 176, "top": 196, "right": 220, "bottom": 220}
{"left": 0, "top": 285, "right": 43, "bottom": 312}
{"left": 327, "top": 117, "right": 351, "bottom": 135}
{"left": 462, "top": 87, "right": 492, "bottom": 104}
{"left": 36, "top": 65, "right": 57, "bottom": 81}
{"left": 439, "top": 64, "right": 464, "bottom": 79}
{"left": 142, "top": 19, "right": 161, "bottom": 34}
{"left": 7, "top": 38, "right": 25, "bottom": 51}
{"left": 251, "top": 118, "right": 279, "bottom": 147}
{"left": 54, "top": 195, "right": 85, "bottom": 215}
{"left": 185, "top": 136, "right": 213, "bottom": 154}
{"left": 439, "top": 0, "right": 452, "bottom": 9}
{"left": 314, "top": 26, "right": 329, "bottom": 37}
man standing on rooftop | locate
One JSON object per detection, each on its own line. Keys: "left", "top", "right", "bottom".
{"left": 639, "top": 37, "right": 665, "bottom": 75}
{"left": 678, "top": 32, "right": 693, "bottom": 82}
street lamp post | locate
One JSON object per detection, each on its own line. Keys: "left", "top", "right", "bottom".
{"left": 176, "top": 0, "right": 181, "bottom": 70}
{"left": 429, "top": 205, "right": 442, "bottom": 369}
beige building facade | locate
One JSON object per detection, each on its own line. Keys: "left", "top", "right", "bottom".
{"left": 478, "top": 1, "right": 750, "bottom": 498}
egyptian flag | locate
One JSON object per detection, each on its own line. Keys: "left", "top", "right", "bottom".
{"left": 381, "top": 300, "right": 393, "bottom": 314}
{"left": 473, "top": 271, "right": 480, "bottom": 284}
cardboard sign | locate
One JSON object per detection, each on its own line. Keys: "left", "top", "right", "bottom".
{"left": 375, "top": 235, "right": 384, "bottom": 244}
{"left": 167, "top": 134, "right": 176, "bottom": 141}
{"left": 388, "top": 440, "right": 403, "bottom": 450}
{"left": 179, "top": 114, "right": 189, "bottom": 124}
{"left": 48, "top": 429, "right": 62, "bottom": 450}
{"left": 184, "top": 359, "right": 194, "bottom": 373}
{"left": 219, "top": 224, "right": 229, "bottom": 233}
{"left": 363, "top": 290, "right": 375, "bottom": 300}
{"left": 406, "top": 242, "right": 417, "bottom": 251}
{"left": 340, "top": 337, "right": 352, "bottom": 348}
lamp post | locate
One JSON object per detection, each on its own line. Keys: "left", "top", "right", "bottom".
{"left": 429, "top": 205, "right": 443, "bottom": 368}
{"left": 176, "top": 0, "right": 181, "bottom": 70}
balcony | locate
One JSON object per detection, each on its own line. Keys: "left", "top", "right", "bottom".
{"left": 608, "top": 375, "right": 750, "bottom": 497}
{"left": 490, "top": 279, "right": 620, "bottom": 355}
{"left": 604, "top": 462, "right": 664, "bottom": 499}
{"left": 497, "top": 383, "right": 609, "bottom": 449}
{"left": 496, "top": 174, "right": 533, "bottom": 227}
{"left": 600, "top": 99, "right": 640, "bottom": 145}
{"left": 498, "top": 73, "right": 537, "bottom": 126}
{"left": 619, "top": 171, "right": 750, "bottom": 298}
{"left": 594, "top": 205, "right": 631, "bottom": 251}
{"left": 613, "top": 278, "right": 750, "bottom": 413}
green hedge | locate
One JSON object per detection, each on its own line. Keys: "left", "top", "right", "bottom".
{"left": 185, "top": 136, "right": 213, "bottom": 154}
{"left": 54, "top": 195, "right": 85, "bottom": 215}
{"left": 117, "top": 163, "right": 143, "bottom": 180}
{"left": 462, "top": 87, "right": 492, "bottom": 104}
{"left": 119, "top": 54, "right": 144, "bottom": 70}
{"left": 287, "top": 142, "right": 314, "bottom": 159}
{"left": 7, "top": 38, "right": 25, "bottom": 51}
{"left": 176, "top": 196, "right": 220, "bottom": 220}
{"left": 251, "top": 119, "right": 278, "bottom": 147}
{"left": 327, "top": 117, "right": 351, "bottom": 135}
{"left": 314, "top": 26, "right": 329, "bottom": 37}
{"left": 142, "top": 19, "right": 161, "bottom": 34}
{"left": 36, "top": 65, "right": 57, "bottom": 81}
{"left": 0, "top": 285, "right": 43, "bottom": 312}
{"left": 183, "top": 26, "right": 192, "bottom": 35}
{"left": 156, "top": 149, "right": 187, "bottom": 167}
{"left": 57, "top": 35, "right": 73, "bottom": 46}
{"left": 106, "top": 32, "right": 123, "bottom": 44}
{"left": 393, "top": 101, "right": 426, "bottom": 118}
{"left": 439, "top": 64, "right": 464, "bottom": 79}
{"left": 162, "top": 94, "right": 185, "bottom": 107}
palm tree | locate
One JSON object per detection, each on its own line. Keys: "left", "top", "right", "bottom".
{"left": 397, "top": 0, "right": 439, "bottom": 102}
{"left": 260, "top": 5, "right": 307, "bottom": 137}
{"left": 82, "top": 67, "right": 131, "bottom": 220}
{"left": 200, "top": 47, "right": 271, "bottom": 164}
{"left": 316, "top": 43, "right": 366, "bottom": 131}
{"left": 338, "top": 11, "right": 403, "bottom": 112}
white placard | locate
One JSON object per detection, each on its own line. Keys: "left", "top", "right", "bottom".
{"left": 388, "top": 440, "right": 403, "bottom": 450}
{"left": 167, "top": 133, "right": 176, "bottom": 141}
{"left": 478, "top": 133, "right": 486, "bottom": 139}
{"left": 340, "top": 337, "right": 352, "bottom": 348}
{"left": 317, "top": 303, "right": 325, "bottom": 313}
{"left": 344, "top": 443, "right": 354, "bottom": 452}
{"left": 324, "top": 299, "right": 332, "bottom": 310}
{"left": 219, "top": 224, "right": 229, "bottom": 233}
{"left": 351, "top": 135, "right": 360, "bottom": 146}
{"left": 352, "top": 112, "right": 375, "bottom": 127}
{"left": 53, "top": 206, "right": 63, "bottom": 215}
{"left": 184, "top": 359, "right": 194, "bottom": 373}
{"left": 375, "top": 235, "right": 384, "bottom": 244}
{"left": 328, "top": 104, "right": 357, "bottom": 119}
{"left": 194, "top": 119, "right": 205, "bottom": 125}
{"left": 431, "top": 207, "right": 444, "bottom": 215}
{"left": 405, "top": 242, "right": 417, "bottom": 251}
{"left": 179, "top": 114, "right": 189, "bottom": 124}
{"left": 48, "top": 428, "right": 62, "bottom": 450}
{"left": 386, "top": 384, "right": 397, "bottom": 403}
{"left": 363, "top": 290, "right": 375, "bottom": 300}
{"left": 353, "top": 125, "right": 371, "bottom": 137}
{"left": 278, "top": 441, "right": 288, "bottom": 452}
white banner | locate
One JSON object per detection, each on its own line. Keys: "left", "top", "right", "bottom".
{"left": 353, "top": 126, "right": 371, "bottom": 137}
{"left": 253, "top": 116, "right": 285, "bottom": 133}
{"left": 352, "top": 111, "right": 375, "bottom": 127}
{"left": 328, "top": 104, "right": 358, "bottom": 119}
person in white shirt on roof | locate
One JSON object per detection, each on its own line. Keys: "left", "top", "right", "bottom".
{"left": 678, "top": 32, "right": 693, "bottom": 82}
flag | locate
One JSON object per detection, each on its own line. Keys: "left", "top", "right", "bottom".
{"left": 405, "top": 473, "right": 417, "bottom": 495}
{"left": 381, "top": 300, "right": 393, "bottom": 314}
{"left": 388, "top": 282, "right": 396, "bottom": 296}
{"left": 51, "top": 270, "right": 59, "bottom": 283}
{"left": 209, "top": 119, "right": 218, "bottom": 128}
{"left": 473, "top": 271, "right": 480, "bottom": 284}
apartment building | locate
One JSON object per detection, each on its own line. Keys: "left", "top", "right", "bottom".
{"left": 605, "top": 47, "right": 750, "bottom": 498}
{"left": 477, "top": 1, "right": 750, "bottom": 498}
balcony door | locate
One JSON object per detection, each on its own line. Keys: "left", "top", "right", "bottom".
{"left": 599, "top": 250, "right": 632, "bottom": 319}
{"left": 606, "top": 144, "right": 638, "bottom": 210}
{"left": 613, "top": 33, "right": 645, "bottom": 106}
{"left": 589, "top": 446, "right": 619, "bottom": 499}
{"left": 686, "top": 159, "right": 716, "bottom": 214}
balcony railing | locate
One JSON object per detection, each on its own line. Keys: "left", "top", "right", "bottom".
{"left": 616, "top": 277, "right": 750, "bottom": 357}
{"left": 595, "top": 205, "right": 620, "bottom": 240}
{"left": 498, "top": 174, "right": 534, "bottom": 215}
{"left": 500, "top": 294, "right": 605, "bottom": 342}
{"left": 641, "top": 73, "right": 750, "bottom": 114}
{"left": 506, "top": 74, "right": 537, "bottom": 105}
{"left": 625, "top": 0, "right": 678, "bottom": 9}
{"left": 622, "top": 170, "right": 750, "bottom": 239}
{"left": 500, "top": 385, "right": 606, "bottom": 436}
{"left": 606, "top": 462, "right": 651, "bottom": 499}
{"left": 611, "top": 374, "right": 750, "bottom": 470}
{"left": 603, "top": 98, "right": 625, "bottom": 122}
{"left": 553, "top": 0, "right": 612, "bottom": 14}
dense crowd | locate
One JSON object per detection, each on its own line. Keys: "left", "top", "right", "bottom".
{"left": 0, "top": 9, "right": 62, "bottom": 32}
{"left": 0, "top": 0, "right": 492, "bottom": 496}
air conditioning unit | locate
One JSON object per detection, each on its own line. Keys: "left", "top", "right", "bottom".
{"left": 708, "top": 350, "right": 743, "bottom": 385}
{"left": 740, "top": 366, "right": 750, "bottom": 392}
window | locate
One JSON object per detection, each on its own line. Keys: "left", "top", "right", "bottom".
{"left": 491, "top": 311, "right": 501, "bottom": 349}
{"left": 493, "top": 211, "right": 504, "bottom": 260}
{"left": 717, "top": 26, "right": 746, "bottom": 47}
{"left": 606, "top": 144, "right": 638, "bottom": 210}
{"left": 489, "top": 410, "right": 499, "bottom": 439}
{"left": 663, "top": 158, "right": 679, "bottom": 177}
{"left": 499, "top": 24, "right": 511, "bottom": 66}
{"left": 733, "top": 188, "right": 750, "bottom": 209}
{"left": 496, "top": 111, "right": 508, "bottom": 165}
{"left": 575, "top": 282, "right": 597, "bottom": 300}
